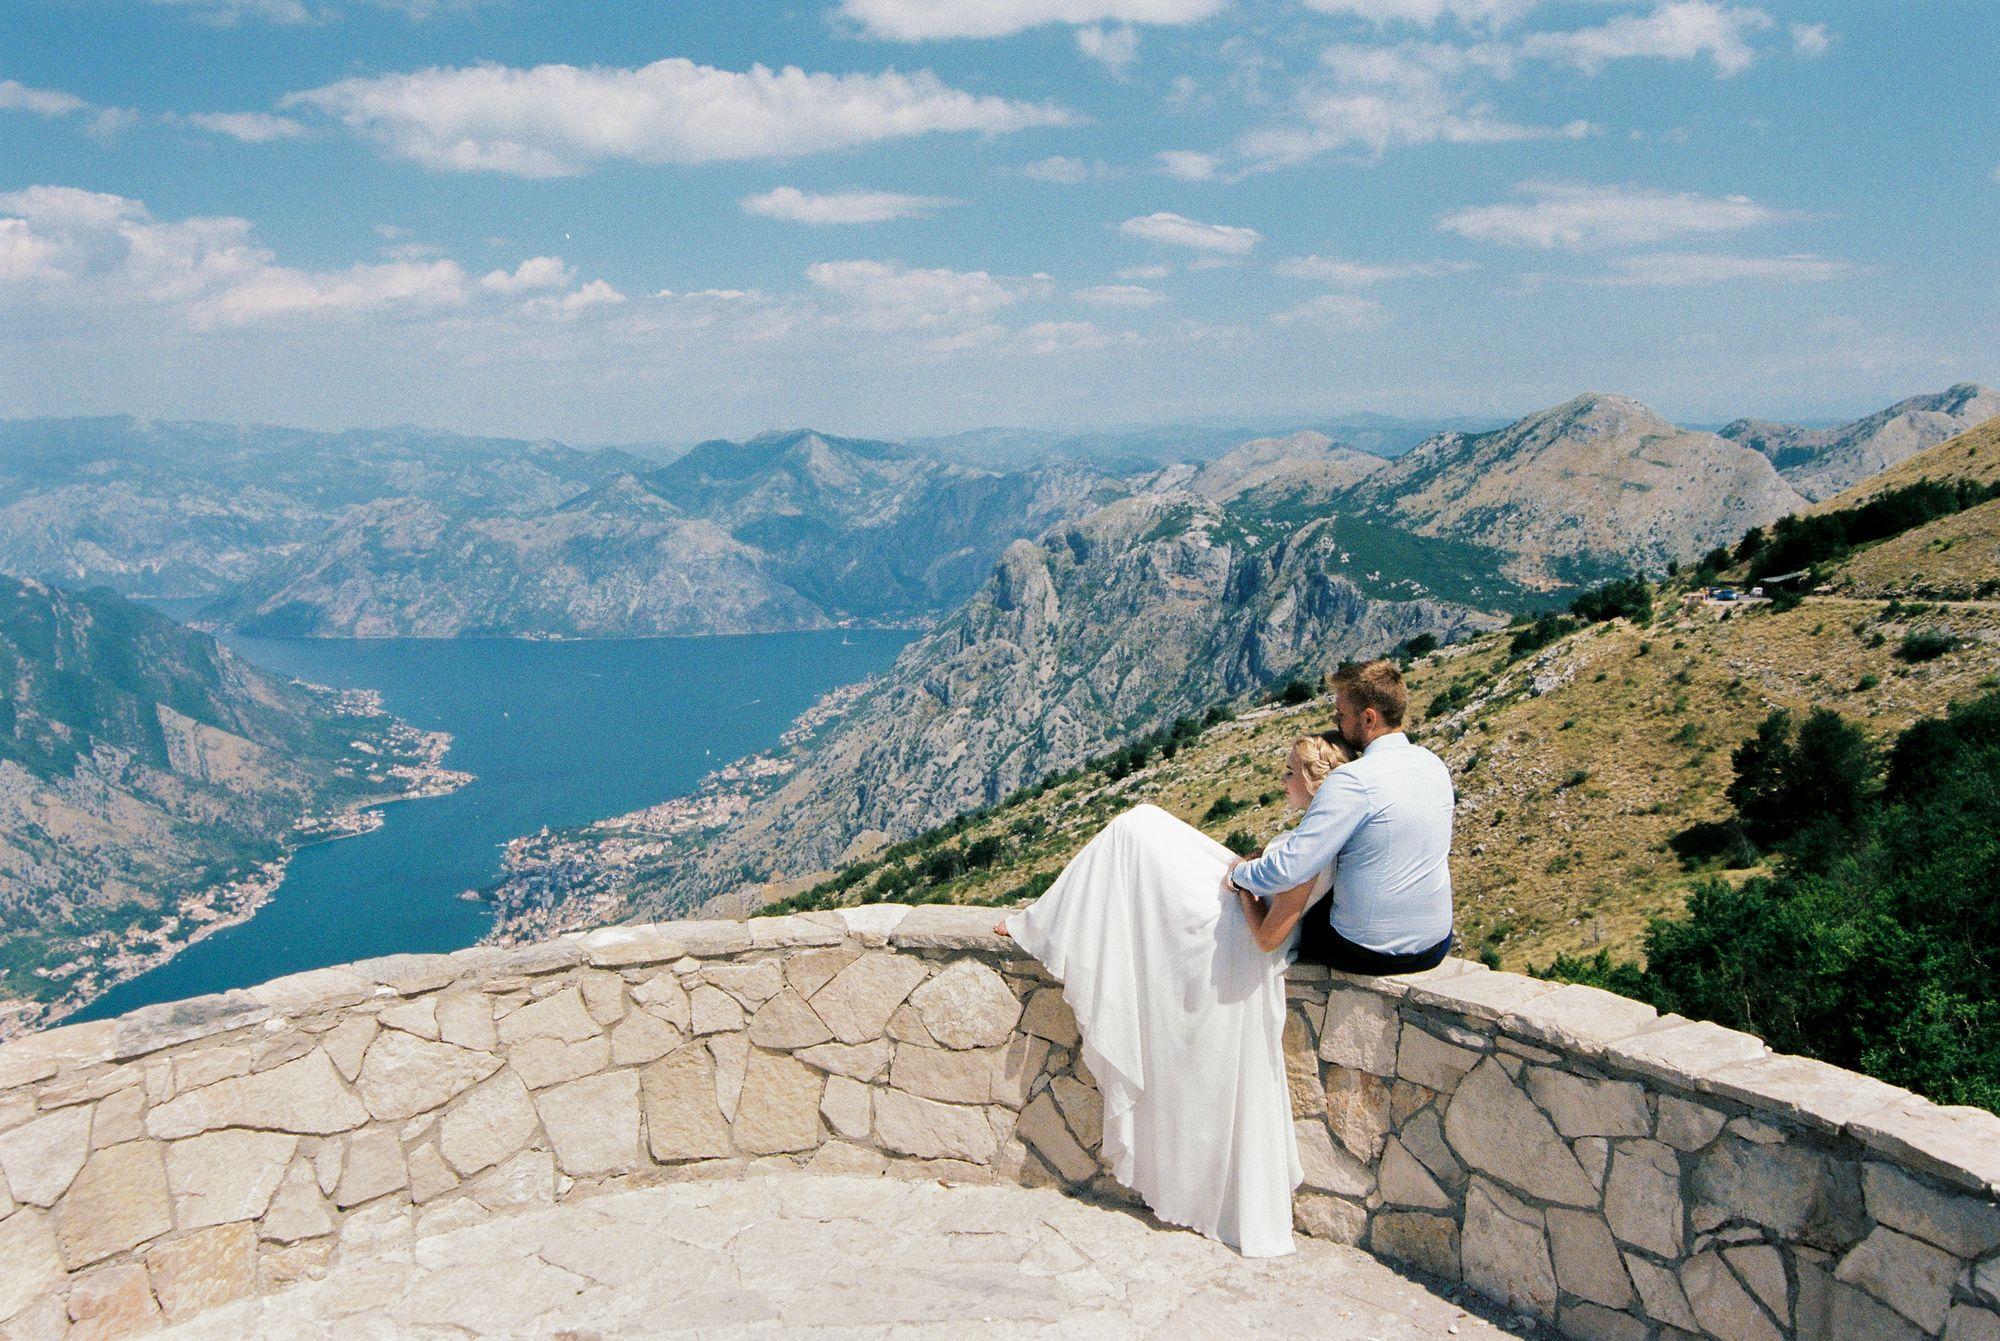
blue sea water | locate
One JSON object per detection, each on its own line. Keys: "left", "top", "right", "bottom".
{"left": 70, "top": 628, "right": 913, "bottom": 1021}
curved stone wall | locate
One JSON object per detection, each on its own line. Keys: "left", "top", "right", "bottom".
{"left": 0, "top": 903, "right": 1995, "bottom": 1340}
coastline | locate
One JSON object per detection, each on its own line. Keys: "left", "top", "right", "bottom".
{"left": 0, "top": 726, "right": 473, "bottom": 1043}
{"left": 475, "top": 675, "right": 878, "bottom": 949}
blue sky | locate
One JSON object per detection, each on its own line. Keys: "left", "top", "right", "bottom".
{"left": 2, "top": 0, "right": 1994, "bottom": 443}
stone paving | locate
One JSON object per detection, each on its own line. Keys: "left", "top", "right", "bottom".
{"left": 150, "top": 1172, "right": 1514, "bottom": 1339}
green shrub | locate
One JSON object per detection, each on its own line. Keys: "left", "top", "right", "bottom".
{"left": 1509, "top": 612, "right": 1579, "bottom": 658}
{"left": 1203, "top": 794, "right": 1250, "bottom": 824}
{"left": 1896, "top": 629, "right": 1959, "bottom": 663}
{"left": 1570, "top": 577, "right": 1654, "bottom": 625}
{"left": 1274, "top": 678, "right": 1316, "bottom": 705}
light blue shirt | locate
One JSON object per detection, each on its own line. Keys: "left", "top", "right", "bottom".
{"left": 1232, "top": 732, "right": 1454, "bottom": 954}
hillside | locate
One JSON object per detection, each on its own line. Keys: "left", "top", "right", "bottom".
{"left": 1722, "top": 381, "right": 1999, "bottom": 501}
{"left": 1787, "top": 413, "right": 2000, "bottom": 601}
{"left": 708, "top": 417, "right": 2000, "bottom": 978}
{"left": 0, "top": 416, "right": 635, "bottom": 600}
{"left": 1341, "top": 392, "right": 1806, "bottom": 586}
{"left": 0, "top": 575, "right": 466, "bottom": 1035}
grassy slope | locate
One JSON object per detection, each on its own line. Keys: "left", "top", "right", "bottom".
{"left": 753, "top": 415, "right": 2000, "bottom": 974}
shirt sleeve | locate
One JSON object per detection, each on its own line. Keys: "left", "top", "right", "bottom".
{"left": 1232, "top": 767, "right": 1372, "bottom": 897}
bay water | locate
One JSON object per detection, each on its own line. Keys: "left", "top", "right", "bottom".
{"left": 71, "top": 627, "right": 912, "bottom": 1021}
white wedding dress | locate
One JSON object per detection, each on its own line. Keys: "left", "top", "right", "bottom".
{"left": 1004, "top": 802, "right": 1331, "bottom": 1257}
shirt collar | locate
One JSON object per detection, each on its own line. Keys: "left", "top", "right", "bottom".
{"left": 1362, "top": 731, "right": 1409, "bottom": 756}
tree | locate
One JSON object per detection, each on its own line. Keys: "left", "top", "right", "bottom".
{"left": 1570, "top": 577, "right": 1653, "bottom": 625}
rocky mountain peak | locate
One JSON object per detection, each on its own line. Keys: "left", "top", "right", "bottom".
{"left": 1720, "top": 382, "right": 2000, "bottom": 501}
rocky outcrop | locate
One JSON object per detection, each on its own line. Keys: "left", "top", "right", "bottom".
{"left": 1346, "top": 393, "right": 1809, "bottom": 584}
{"left": 1723, "top": 383, "right": 2000, "bottom": 502}
{"left": 1, "top": 905, "right": 1994, "bottom": 1340}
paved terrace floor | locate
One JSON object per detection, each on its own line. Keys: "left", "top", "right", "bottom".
{"left": 152, "top": 1173, "right": 1539, "bottom": 1339}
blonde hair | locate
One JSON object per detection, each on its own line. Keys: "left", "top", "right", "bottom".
{"left": 1289, "top": 734, "right": 1352, "bottom": 793}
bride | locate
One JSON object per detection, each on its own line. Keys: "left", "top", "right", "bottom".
{"left": 994, "top": 733, "right": 1352, "bottom": 1257}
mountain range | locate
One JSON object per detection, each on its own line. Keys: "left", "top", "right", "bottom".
{"left": 2, "top": 384, "right": 1994, "bottom": 1013}
{"left": 2, "top": 387, "right": 1990, "bottom": 640}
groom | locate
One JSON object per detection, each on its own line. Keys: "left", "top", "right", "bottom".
{"left": 1224, "top": 659, "right": 1456, "bottom": 974}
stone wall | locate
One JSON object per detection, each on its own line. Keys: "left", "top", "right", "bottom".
{"left": 0, "top": 904, "right": 1993, "bottom": 1341}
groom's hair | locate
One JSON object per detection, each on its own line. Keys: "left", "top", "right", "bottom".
{"left": 1331, "top": 659, "right": 1408, "bottom": 728}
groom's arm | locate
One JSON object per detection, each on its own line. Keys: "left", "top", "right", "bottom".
{"left": 1228, "top": 768, "right": 1371, "bottom": 897}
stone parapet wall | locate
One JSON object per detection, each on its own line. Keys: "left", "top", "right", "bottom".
{"left": 0, "top": 903, "right": 1993, "bottom": 1341}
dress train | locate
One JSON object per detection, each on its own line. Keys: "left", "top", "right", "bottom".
{"left": 1004, "top": 802, "right": 1304, "bottom": 1257}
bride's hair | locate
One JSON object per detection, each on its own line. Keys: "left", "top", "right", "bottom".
{"left": 1288, "top": 734, "right": 1352, "bottom": 791}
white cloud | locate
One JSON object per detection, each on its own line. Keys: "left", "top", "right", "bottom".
{"left": 286, "top": 58, "right": 1077, "bottom": 177}
{"left": 1517, "top": 2, "right": 1774, "bottom": 78}
{"left": 1299, "top": 0, "right": 1538, "bottom": 27}
{"left": 1277, "top": 254, "right": 1476, "bottom": 284}
{"left": 841, "top": 0, "right": 1221, "bottom": 41}
{"left": 1594, "top": 252, "right": 1854, "bottom": 286}
{"left": 1021, "top": 155, "right": 1114, "bottom": 183}
{"left": 0, "top": 80, "right": 138, "bottom": 137}
{"left": 0, "top": 184, "right": 639, "bottom": 331}
{"left": 0, "top": 80, "right": 90, "bottom": 119}
{"left": 1240, "top": 40, "right": 1592, "bottom": 166}
{"left": 0, "top": 219, "right": 67, "bottom": 284}
{"left": 1074, "top": 283, "right": 1166, "bottom": 307}
{"left": 1790, "top": 22, "right": 1831, "bottom": 56}
{"left": 185, "top": 111, "right": 309, "bottom": 142}
{"left": 1271, "top": 292, "right": 1389, "bottom": 332}
{"left": 549, "top": 279, "right": 627, "bottom": 312}
{"left": 202, "top": 258, "right": 469, "bottom": 323}
{"left": 148, "top": 0, "right": 317, "bottom": 23}
{"left": 1014, "top": 320, "right": 1125, "bottom": 355}
{"left": 1115, "top": 263, "right": 1171, "bottom": 279}
{"left": 1437, "top": 180, "right": 1783, "bottom": 248}
{"left": 147, "top": 0, "right": 488, "bottom": 23}
{"left": 805, "top": 259, "right": 1043, "bottom": 331}
{"left": 741, "top": 186, "right": 958, "bottom": 225}
{"left": 1238, "top": 4, "right": 1780, "bottom": 171}
{"left": 1077, "top": 25, "right": 1140, "bottom": 76}
{"left": 1118, "top": 211, "right": 1261, "bottom": 254}
{"left": 1155, "top": 149, "right": 1221, "bottom": 181}
{"left": 480, "top": 255, "right": 575, "bottom": 293}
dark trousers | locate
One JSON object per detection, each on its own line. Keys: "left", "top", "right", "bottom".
{"left": 1293, "top": 903, "right": 1454, "bottom": 975}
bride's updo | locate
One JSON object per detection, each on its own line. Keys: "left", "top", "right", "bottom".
{"left": 1288, "top": 734, "right": 1352, "bottom": 792}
